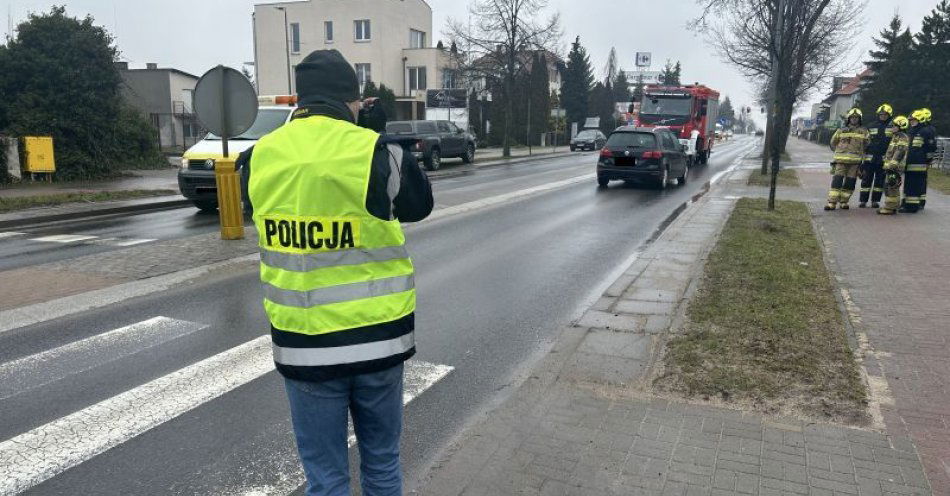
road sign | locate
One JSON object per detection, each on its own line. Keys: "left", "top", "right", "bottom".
{"left": 194, "top": 65, "right": 258, "bottom": 156}
{"left": 635, "top": 52, "right": 652, "bottom": 68}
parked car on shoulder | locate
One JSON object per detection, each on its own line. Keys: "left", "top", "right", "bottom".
{"left": 570, "top": 129, "right": 607, "bottom": 151}
{"left": 596, "top": 126, "right": 690, "bottom": 189}
{"left": 385, "top": 120, "right": 477, "bottom": 171}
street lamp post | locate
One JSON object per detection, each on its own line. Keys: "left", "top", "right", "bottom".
{"left": 275, "top": 6, "right": 292, "bottom": 94}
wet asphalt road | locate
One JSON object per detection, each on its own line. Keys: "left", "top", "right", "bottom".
{"left": 0, "top": 137, "right": 757, "bottom": 495}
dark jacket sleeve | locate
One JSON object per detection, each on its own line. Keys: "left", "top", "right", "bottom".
{"left": 237, "top": 146, "right": 254, "bottom": 211}
{"left": 366, "top": 140, "right": 434, "bottom": 222}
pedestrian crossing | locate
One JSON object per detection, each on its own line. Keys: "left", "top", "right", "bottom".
{"left": 0, "top": 231, "right": 156, "bottom": 247}
{"left": 0, "top": 316, "right": 453, "bottom": 495}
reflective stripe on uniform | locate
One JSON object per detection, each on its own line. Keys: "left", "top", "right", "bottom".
{"left": 263, "top": 274, "right": 415, "bottom": 308}
{"left": 837, "top": 132, "right": 867, "bottom": 139}
{"left": 860, "top": 187, "right": 871, "bottom": 193}
{"left": 872, "top": 188, "right": 884, "bottom": 192}
{"left": 260, "top": 245, "right": 410, "bottom": 272}
{"left": 906, "top": 165, "right": 928, "bottom": 172}
{"left": 272, "top": 331, "right": 415, "bottom": 366}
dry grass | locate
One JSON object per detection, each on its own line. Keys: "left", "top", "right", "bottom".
{"left": 0, "top": 189, "right": 176, "bottom": 213}
{"left": 655, "top": 198, "right": 868, "bottom": 424}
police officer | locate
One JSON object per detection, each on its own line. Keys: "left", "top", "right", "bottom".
{"left": 239, "top": 50, "right": 433, "bottom": 496}
{"left": 826, "top": 108, "right": 870, "bottom": 211}
{"left": 859, "top": 104, "right": 893, "bottom": 209}
{"left": 901, "top": 108, "right": 937, "bottom": 213}
{"left": 878, "top": 115, "right": 910, "bottom": 215}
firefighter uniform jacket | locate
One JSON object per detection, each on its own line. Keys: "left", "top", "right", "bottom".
{"left": 883, "top": 132, "right": 909, "bottom": 171}
{"left": 865, "top": 119, "right": 893, "bottom": 165}
{"left": 906, "top": 124, "right": 938, "bottom": 172}
{"left": 830, "top": 125, "right": 870, "bottom": 165}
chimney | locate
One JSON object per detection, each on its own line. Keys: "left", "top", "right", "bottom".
{"left": 114, "top": 61, "right": 129, "bottom": 71}
{"left": 146, "top": 63, "right": 158, "bottom": 70}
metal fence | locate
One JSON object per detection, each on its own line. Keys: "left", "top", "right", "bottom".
{"left": 936, "top": 137, "right": 949, "bottom": 172}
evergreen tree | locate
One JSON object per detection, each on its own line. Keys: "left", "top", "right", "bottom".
{"left": 860, "top": 15, "right": 915, "bottom": 120}
{"left": 613, "top": 70, "right": 632, "bottom": 103}
{"left": 659, "top": 60, "right": 683, "bottom": 86}
{"left": 720, "top": 96, "right": 735, "bottom": 130}
{"left": 589, "top": 82, "right": 616, "bottom": 134}
{"left": 911, "top": 0, "right": 950, "bottom": 130}
{"left": 561, "top": 36, "right": 594, "bottom": 132}
{"left": 528, "top": 52, "right": 551, "bottom": 145}
{"left": 603, "top": 47, "right": 619, "bottom": 85}
{"left": 0, "top": 6, "right": 162, "bottom": 180}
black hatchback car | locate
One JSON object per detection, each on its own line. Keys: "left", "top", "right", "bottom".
{"left": 596, "top": 127, "right": 690, "bottom": 189}
{"left": 570, "top": 129, "right": 607, "bottom": 151}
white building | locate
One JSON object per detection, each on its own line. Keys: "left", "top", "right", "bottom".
{"left": 253, "top": 0, "right": 457, "bottom": 119}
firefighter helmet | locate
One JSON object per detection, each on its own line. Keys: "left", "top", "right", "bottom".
{"left": 911, "top": 108, "right": 932, "bottom": 124}
{"left": 892, "top": 115, "right": 909, "bottom": 131}
{"left": 877, "top": 104, "right": 893, "bottom": 116}
{"left": 845, "top": 108, "right": 863, "bottom": 124}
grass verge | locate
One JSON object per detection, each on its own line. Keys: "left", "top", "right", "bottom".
{"left": 928, "top": 168, "right": 950, "bottom": 195}
{"left": 747, "top": 168, "right": 800, "bottom": 187}
{"left": 0, "top": 189, "right": 177, "bottom": 213}
{"left": 655, "top": 198, "right": 868, "bottom": 424}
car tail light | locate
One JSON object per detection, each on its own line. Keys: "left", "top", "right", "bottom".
{"left": 599, "top": 147, "right": 612, "bottom": 158}
{"left": 642, "top": 150, "right": 663, "bottom": 159}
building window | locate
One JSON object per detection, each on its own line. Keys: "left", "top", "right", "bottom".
{"left": 408, "top": 66, "right": 427, "bottom": 91}
{"left": 324, "top": 21, "right": 333, "bottom": 42}
{"left": 355, "top": 63, "right": 371, "bottom": 88}
{"left": 290, "top": 23, "right": 301, "bottom": 53}
{"left": 410, "top": 29, "right": 426, "bottom": 49}
{"left": 354, "top": 20, "right": 371, "bottom": 41}
{"left": 442, "top": 69, "right": 457, "bottom": 89}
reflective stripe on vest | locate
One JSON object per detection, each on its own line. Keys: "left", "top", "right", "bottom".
{"left": 906, "top": 164, "right": 928, "bottom": 172}
{"left": 272, "top": 332, "right": 415, "bottom": 366}
{"left": 249, "top": 115, "right": 415, "bottom": 339}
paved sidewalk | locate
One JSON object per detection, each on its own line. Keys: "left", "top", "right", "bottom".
{"left": 413, "top": 153, "right": 932, "bottom": 495}
{"left": 790, "top": 137, "right": 950, "bottom": 494}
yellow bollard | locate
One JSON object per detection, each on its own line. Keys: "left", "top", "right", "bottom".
{"left": 214, "top": 157, "right": 245, "bottom": 240}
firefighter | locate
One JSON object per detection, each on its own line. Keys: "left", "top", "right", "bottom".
{"left": 825, "top": 108, "right": 870, "bottom": 211}
{"left": 900, "top": 108, "right": 937, "bottom": 213}
{"left": 859, "top": 104, "right": 893, "bottom": 208}
{"left": 878, "top": 115, "right": 910, "bottom": 215}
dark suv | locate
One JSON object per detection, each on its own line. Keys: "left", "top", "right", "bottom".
{"left": 385, "top": 120, "right": 477, "bottom": 171}
{"left": 596, "top": 127, "right": 690, "bottom": 189}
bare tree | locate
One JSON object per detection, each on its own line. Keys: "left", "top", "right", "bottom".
{"left": 446, "top": 0, "right": 562, "bottom": 157}
{"left": 696, "top": 0, "right": 862, "bottom": 209}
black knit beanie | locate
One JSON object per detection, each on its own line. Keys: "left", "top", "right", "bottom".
{"left": 295, "top": 50, "right": 360, "bottom": 107}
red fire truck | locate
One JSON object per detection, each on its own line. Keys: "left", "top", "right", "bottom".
{"left": 635, "top": 84, "right": 720, "bottom": 165}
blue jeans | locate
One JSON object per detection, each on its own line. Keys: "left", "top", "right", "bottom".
{"left": 284, "top": 364, "right": 404, "bottom": 496}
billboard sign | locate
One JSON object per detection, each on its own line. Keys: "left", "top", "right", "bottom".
{"left": 426, "top": 89, "right": 468, "bottom": 109}
{"left": 635, "top": 52, "right": 652, "bottom": 68}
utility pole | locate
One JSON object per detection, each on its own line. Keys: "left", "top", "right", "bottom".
{"left": 767, "top": 0, "right": 787, "bottom": 210}
{"left": 276, "top": 7, "right": 292, "bottom": 94}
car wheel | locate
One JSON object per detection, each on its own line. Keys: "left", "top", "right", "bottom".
{"left": 678, "top": 163, "right": 689, "bottom": 185}
{"left": 570, "top": 145, "right": 576, "bottom": 152}
{"left": 425, "top": 148, "right": 441, "bottom": 171}
{"left": 193, "top": 200, "right": 217, "bottom": 212}
{"left": 657, "top": 167, "right": 669, "bottom": 190}
{"left": 597, "top": 176, "right": 609, "bottom": 188}
{"left": 462, "top": 144, "right": 475, "bottom": 164}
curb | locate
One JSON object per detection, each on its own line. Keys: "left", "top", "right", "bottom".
{"left": 0, "top": 197, "right": 191, "bottom": 229}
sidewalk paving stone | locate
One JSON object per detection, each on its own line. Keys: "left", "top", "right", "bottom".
{"left": 412, "top": 141, "right": 936, "bottom": 496}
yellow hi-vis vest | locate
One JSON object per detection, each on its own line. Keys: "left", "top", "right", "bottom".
{"left": 249, "top": 115, "right": 415, "bottom": 366}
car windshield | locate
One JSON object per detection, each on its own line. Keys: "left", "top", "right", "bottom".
{"left": 576, "top": 131, "right": 598, "bottom": 139}
{"left": 386, "top": 122, "right": 414, "bottom": 134}
{"left": 606, "top": 132, "right": 657, "bottom": 148}
{"left": 205, "top": 108, "right": 292, "bottom": 140}
{"left": 641, "top": 96, "right": 693, "bottom": 117}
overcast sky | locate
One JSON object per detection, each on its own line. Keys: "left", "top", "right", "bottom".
{"left": 2, "top": 0, "right": 942, "bottom": 123}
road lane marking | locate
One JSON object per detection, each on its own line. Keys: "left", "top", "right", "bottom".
{"left": 88, "top": 237, "right": 157, "bottom": 247}
{"left": 227, "top": 360, "right": 454, "bottom": 496}
{"left": 0, "top": 232, "right": 26, "bottom": 240}
{"left": 0, "top": 331, "right": 451, "bottom": 496}
{"left": 29, "top": 234, "right": 99, "bottom": 243}
{"left": 0, "top": 317, "right": 205, "bottom": 400}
